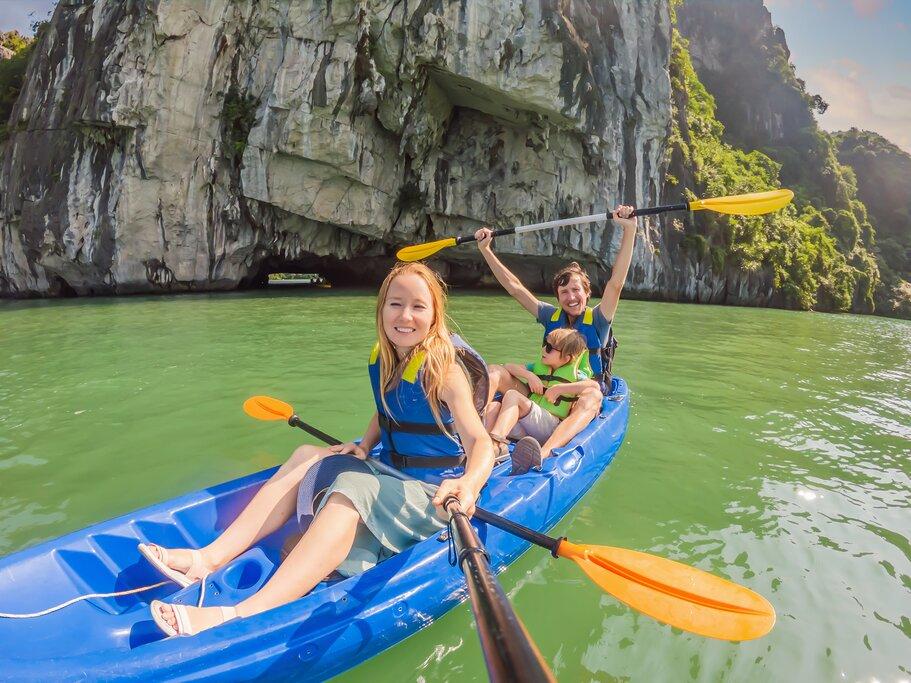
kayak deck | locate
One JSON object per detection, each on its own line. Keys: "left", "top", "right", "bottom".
{"left": 0, "top": 380, "right": 628, "bottom": 681}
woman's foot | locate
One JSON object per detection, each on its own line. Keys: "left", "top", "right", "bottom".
{"left": 150, "top": 600, "right": 237, "bottom": 637}
{"left": 511, "top": 437, "right": 542, "bottom": 475}
{"left": 138, "top": 544, "right": 214, "bottom": 586}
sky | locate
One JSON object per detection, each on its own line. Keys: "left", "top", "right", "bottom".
{"left": 2, "top": 0, "right": 909, "bottom": 152}
{"left": 765, "top": 0, "right": 911, "bottom": 152}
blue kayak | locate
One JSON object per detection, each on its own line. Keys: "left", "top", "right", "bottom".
{"left": 0, "top": 380, "right": 628, "bottom": 681}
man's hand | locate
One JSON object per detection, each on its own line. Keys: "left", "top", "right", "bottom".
{"left": 612, "top": 204, "right": 637, "bottom": 232}
{"left": 328, "top": 441, "right": 367, "bottom": 460}
{"left": 433, "top": 476, "right": 481, "bottom": 517}
{"left": 474, "top": 227, "right": 494, "bottom": 253}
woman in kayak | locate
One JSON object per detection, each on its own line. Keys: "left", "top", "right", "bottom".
{"left": 475, "top": 205, "right": 637, "bottom": 466}
{"left": 143, "top": 262, "right": 495, "bottom": 636}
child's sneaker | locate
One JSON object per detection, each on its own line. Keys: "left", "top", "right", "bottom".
{"left": 510, "top": 437, "right": 542, "bottom": 475}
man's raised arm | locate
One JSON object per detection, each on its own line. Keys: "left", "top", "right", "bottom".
{"left": 597, "top": 205, "right": 638, "bottom": 322}
{"left": 475, "top": 228, "right": 541, "bottom": 316}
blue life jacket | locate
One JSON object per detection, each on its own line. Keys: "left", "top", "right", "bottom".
{"left": 368, "top": 335, "right": 488, "bottom": 479}
{"left": 541, "top": 306, "right": 617, "bottom": 391}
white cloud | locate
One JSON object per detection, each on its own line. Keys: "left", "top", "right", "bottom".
{"left": 805, "top": 59, "right": 911, "bottom": 152}
{"left": 850, "top": 0, "right": 888, "bottom": 18}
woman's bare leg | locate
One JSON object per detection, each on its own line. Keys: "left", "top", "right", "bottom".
{"left": 202, "top": 445, "right": 333, "bottom": 567}
{"left": 235, "top": 492, "right": 361, "bottom": 617}
{"left": 150, "top": 444, "right": 333, "bottom": 574}
{"left": 154, "top": 492, "right": 362, "bottom": 632}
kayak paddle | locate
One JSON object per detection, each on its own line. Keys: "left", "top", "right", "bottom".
{"left": 244, "top": 395, "right": 776, "bottom": 641}
{"left": 395, "top": 188, "right": 794, "bottom": 261}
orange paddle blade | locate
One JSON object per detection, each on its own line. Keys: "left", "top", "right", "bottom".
{"left": 396, "top": 238, "right": 457, "bottom": 262}
{"left": 243, "top": 395, "right": 294, "bottom": 421}
{"left": 557, "top": 540, "right": 775, "bottom": 641}
{"left": 689, "top": 189, "right": 793, "bottom": 216}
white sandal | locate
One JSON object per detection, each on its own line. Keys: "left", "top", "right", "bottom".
{"left": 150, "top": 600, "right": 237, "bottom": 637}
{"left": 138, "top": 543, "right": 208, "bottom": 588}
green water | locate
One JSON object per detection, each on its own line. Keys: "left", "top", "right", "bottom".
{"left": 1, "top": 290, "right": 909, "bottom": 681}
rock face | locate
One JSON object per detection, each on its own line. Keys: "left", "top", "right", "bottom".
{"left": 0, "top": 0, "right": 678, "bottom": 297}
{"left": 676, "top": 0, "right": 812, "bottom": 151}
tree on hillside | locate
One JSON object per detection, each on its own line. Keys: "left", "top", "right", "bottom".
{"left": 1, "top": 31, "right": 31, "bottom": 54}
{"left": 0, "top": 24, "right": 46, "bottom": 138}
{"left": 835, "top": 128, "right": 911, "bottom": 314}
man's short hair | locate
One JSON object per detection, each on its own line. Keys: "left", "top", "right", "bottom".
{"left": 551, "top": 262, "right": 592, "bottom": 297}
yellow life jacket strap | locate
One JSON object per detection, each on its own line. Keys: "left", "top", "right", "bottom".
{"left": 402, "top": 351, "right": 425, "bottom": 384}
{"left": 369, "top": 342, "right": 426, "bottom": 384}
{"left": 549, "top": 306, "right": 594, "bottom": 325}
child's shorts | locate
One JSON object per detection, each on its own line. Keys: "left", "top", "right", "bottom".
{"left": 508, "top": 402, "right": 561, "bottom": 442}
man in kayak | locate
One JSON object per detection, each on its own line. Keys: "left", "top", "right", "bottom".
{"left": 474, "top": 204, "right": 637, "bottom": 463}
{"left": 142, "top": 262, "right": 495, "bottom": 636}
{"left": 486, "top": 328, "right": 599, "bottom": 473}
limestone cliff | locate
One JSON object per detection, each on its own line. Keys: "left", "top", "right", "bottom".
{"left": 675, "top": 0, "right": 883, "bottom": 315}
{"left": 0, "top": 0, "right": 674, "bottom": 297}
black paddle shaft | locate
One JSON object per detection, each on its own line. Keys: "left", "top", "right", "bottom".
{"left": 288, "top": 415, "right": 341, "bottom": 446}
{"left": 445, "top": 497, "right": 555, "bottom": 683}
{"left": 454, "top": 200, "right": 690, "bottom": 245}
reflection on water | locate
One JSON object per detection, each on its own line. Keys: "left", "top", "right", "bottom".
{"left": 1, "top": 293, "right": 908, "bottom": 681}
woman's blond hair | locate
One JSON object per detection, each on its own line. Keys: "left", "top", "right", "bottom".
{"left": 375, "top": 262, "right": 455, "bottom": 435}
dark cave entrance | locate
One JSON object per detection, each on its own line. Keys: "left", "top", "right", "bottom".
{"left": 241, "top": 254, "right": 399, "bottom": 291}
{"left": 266, "top": 272, "right": 325, "bottom": 287}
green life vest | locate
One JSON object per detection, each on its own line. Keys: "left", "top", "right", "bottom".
{"left": 521, "top": 356, "right": 587, "bottom": 419}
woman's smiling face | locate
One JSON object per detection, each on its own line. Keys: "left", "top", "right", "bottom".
{"left": 556, "top": 274, "right": 588, "bottom": 317}
{"left": 382, "top": 272, "right": 435, "bottom": 353}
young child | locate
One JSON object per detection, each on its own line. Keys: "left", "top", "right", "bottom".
{"left": 486, "top": 328, "right": 600, "bottom": 474}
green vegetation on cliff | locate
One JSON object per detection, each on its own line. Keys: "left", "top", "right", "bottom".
{"left": 671, "top": 0, "right": 911, "bottom": 318}
{"left": 834, "top": 129, "right": 911, "bottom": 316}
{"left": 666, "top": 28, "right": 876, "bottom": 311}
{"left": 0, "top": 29, "right": 41, "bottom": 141}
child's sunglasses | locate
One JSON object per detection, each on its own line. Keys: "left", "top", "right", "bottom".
{"left": 543, "top": 342, "right": 561, "bottom": 354}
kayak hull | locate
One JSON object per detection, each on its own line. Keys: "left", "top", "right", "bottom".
{"left": 0, "top": 380, "right": 628, "bottom": 681}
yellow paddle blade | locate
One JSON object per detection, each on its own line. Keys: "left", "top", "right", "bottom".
{"left": 396, "top": 237, "right": 458, "bottom": 262}
{"left": 243, "top": 395, "right": 294, "bottom": 421}
{"left": 690, "top": 189, "right": 793, "bottom": 216}
{"left": 557, "top": 541, "right": 775, "bottom": 641}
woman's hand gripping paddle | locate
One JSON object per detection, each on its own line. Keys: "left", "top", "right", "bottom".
{"left": 244, "top": 395, "right": 776, "bottom": 641}
{"left": 395, "top": 189, "right": 794, "bottom": 262}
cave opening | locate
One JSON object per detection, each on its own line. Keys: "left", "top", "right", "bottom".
{"left": 243, "top": 254, "right": 397, "bottom": 291}
{"left": 266, "top": 272, "right": 325, "bottom": 287}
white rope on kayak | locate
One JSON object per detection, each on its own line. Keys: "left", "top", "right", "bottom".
{"left": 0, "top": 581, "right": 170, "bottom": 618}
{"left": 0, "top": 571, "right": 210, "bottom": 619}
